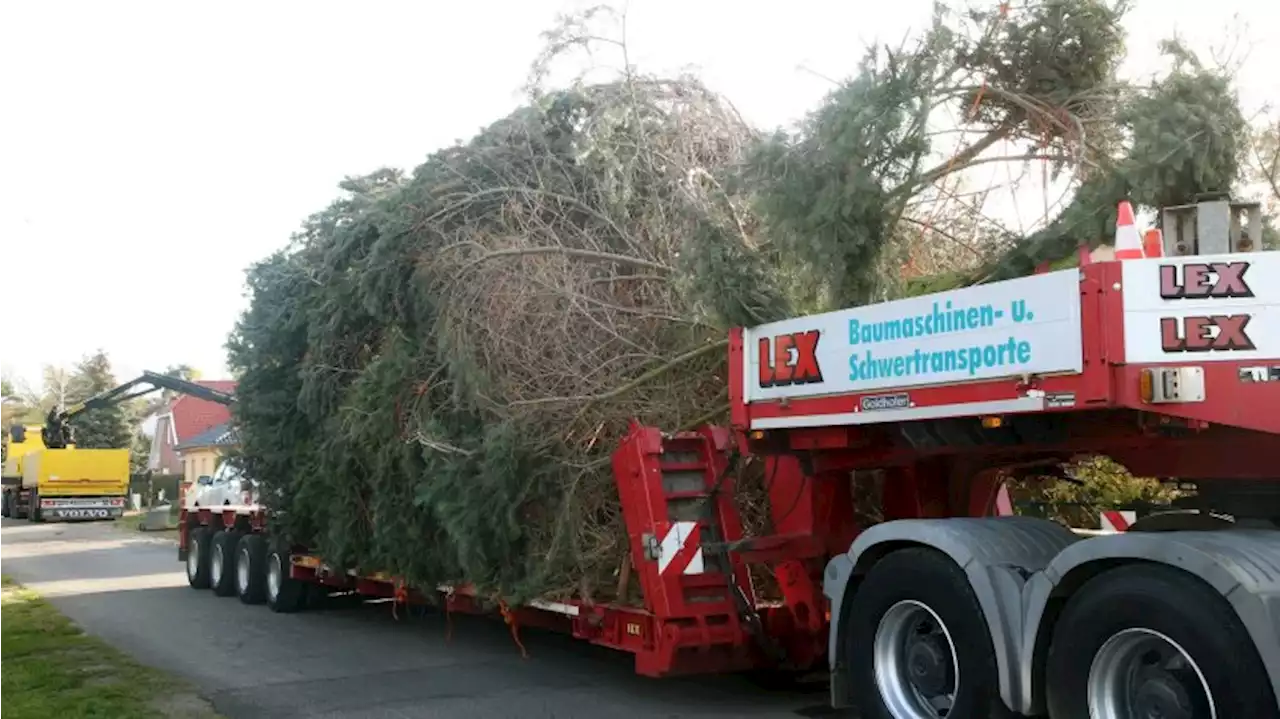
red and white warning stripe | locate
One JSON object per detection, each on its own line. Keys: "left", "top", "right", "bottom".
{"left": 657, "top": 521, "right": 705, "bottom": 575}
{"left": 1100, "top": 510, "right": 1136, "bottom": 533}
{"left": 994, "top": 485, "right": 1014, "bottom": 516}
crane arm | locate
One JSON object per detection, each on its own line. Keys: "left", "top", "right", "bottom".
{"left": 44, "top": 371, "right": 235, "bottom": 449}
{"left": 58, "top": 371, "right": 235, "bottom": 419}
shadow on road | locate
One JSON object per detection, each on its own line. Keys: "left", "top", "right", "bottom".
{"left": 1, "top": 518, "right": 840, "bottom": 719}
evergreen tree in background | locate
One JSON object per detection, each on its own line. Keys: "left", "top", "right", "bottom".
{"left": 129, "top": 430, "right": 152, "bottom": 476}
{"left": 1, "top": 374, "right": 41, "bottom": 433}
{"left": 1, "top": 376, "right": 22, "bottom": 461}
{"left": 66, "top": 351, "right": 132, "bottom": 450}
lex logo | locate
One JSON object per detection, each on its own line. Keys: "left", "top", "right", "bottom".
{"left": 757, "top": 330, "right": 824, "bottom": 388}
{"left": 1161, "top": 314, "right": 1255, "bottom": 353}
{"left": 1159, "top": 261, "right": 1253, "bottom": 299}
{"left": 1157, "top": 261, "right": 1257, "bottom": 353}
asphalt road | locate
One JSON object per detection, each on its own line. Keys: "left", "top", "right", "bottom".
{"left": 1, "top": 518, "right": 837, "bottom": 719}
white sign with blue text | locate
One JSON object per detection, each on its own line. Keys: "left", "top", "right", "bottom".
{"left": 742, "top": 270, "right": 1083, "bottom": 402}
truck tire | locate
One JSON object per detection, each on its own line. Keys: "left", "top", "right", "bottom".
{"left": 265, "top": 547, "right": 306, "bottom": 613}
{"left": 187, "top": 527, "right": 213, "bottom": 589}
{"left": 1, "top": 490, "right": 10, "bottom": 517}
{"left": 28, "top": 488, "right": 41, "bottom": 522}
{"left": 236, "top": 533, "right": 268, "bottom": 605}
{"left": 842, "top": 547, "right": 1012, "bottom": 719}
{"left": 209, "top": 530, "right": 244, "bottom": 597}
{"left": 1128, "top": 509, "right": 1234, "bottom": 532}
{"left": 1046, "top": 563, "right": 1278, "bottom": 719}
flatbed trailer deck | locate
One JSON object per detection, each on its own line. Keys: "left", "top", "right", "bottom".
{"left": 179, "top": 197, "right": 1280, "bottom": 719}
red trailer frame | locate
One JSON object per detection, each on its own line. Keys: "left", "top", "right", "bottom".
{"left": 179, "top": 253, "right": 1280, "bottom": 679}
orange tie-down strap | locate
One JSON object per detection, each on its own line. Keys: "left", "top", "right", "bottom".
{"left": 499, "top": 600, "right": 530, "bottom": 659}
{"left": 391, "top": 579, "right": 410, "bottom": 620}
{"left": 414, "top": 584, "right": 528, "bottom": 659}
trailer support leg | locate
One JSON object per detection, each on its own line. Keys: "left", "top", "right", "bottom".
{"left": 611, "top": 423, "right": 757, "bottom": 676}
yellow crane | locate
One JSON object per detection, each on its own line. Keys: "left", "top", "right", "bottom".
{"left": 1, "top": 371, "right": 235, "bottom": 522}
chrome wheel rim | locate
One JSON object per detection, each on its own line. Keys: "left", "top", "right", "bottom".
{"left": 267, "top": 554, "right": 282, "bottom": 600}
{"left": 1088, "top": 627, "right": 1214, "bottom": 719}
{"left": 237, "top": 547, "right": 251, "bottom": 594}
{"left": 186, "top": 540, "right": 200, "bottom": 579}
{"left": 873, "top": 599, "right": 959, "bottom": 718}
{"left": 211, "top": 544, "right": 224, "bottom": 586}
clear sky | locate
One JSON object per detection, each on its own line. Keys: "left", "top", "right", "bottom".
{"left": 2, "top": 0, "right": 1275, "bottom": 392}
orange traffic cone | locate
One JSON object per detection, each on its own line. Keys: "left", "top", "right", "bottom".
{"left": 1143, "top": 228, "right": 1163, "bottom": 258}
{"left": 1114, "top": 201, "right": 1144, "bottom": 260}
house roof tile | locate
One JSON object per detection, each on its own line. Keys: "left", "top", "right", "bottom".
{"left": 170, "top": 380, "right": 236, "bottom": 444}
{"left": 176, "top": 421, "right": 236, "bottom": 451}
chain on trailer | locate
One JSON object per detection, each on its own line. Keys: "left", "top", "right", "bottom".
{"left": 690, "top": 443, "right": 791, "bottom": 667}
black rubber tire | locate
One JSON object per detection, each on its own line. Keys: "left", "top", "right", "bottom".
{"left": 28, "top": 488, "right": 41, "bottom": 522}
{"left": 186, "top": 527, "right": 213, "bottom": 589}
{"left": 265, "top": 547, "right": 306, "bottom": 613}
{"left": 236, "top": 533, "right": 268, "bottom": 605}
{"left": 1128, "top": 510, "right": 1234, "bottom": 532}
{"left": 1, "top": 490, "right": 11, "bottom": 517}
{"left": 210, "top": 530, "right": 243, "bottom": 597}
{"left": 843, "top": 547, "right": 1013, "bottom": 719}
{"left": 304, "top": 583, "right": 336, "bottom": 610}
{"left": 1046, "top": 563, "right": 1278, "bottom": 719}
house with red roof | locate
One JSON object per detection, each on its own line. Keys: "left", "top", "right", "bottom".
{"left": 147, "top": 380, "right": 236, "bottom": 476}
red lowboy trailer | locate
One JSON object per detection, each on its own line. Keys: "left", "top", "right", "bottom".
{"left": 179, "top": 195, "right": 1280, "bottom": 719}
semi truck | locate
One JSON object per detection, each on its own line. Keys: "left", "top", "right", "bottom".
{"left": 1, "top": 371, "right": 236, "bottom": 522}
{"left": 176, "top": 194, "right": 1280, "bottom": 719}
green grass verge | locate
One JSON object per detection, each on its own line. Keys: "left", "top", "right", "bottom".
{"left": 1, "top": 575, "right": 219, "bottom": 718}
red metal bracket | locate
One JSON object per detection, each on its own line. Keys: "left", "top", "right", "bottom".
{"left": 610, "top": 422, "right": 757, "bottom": 675}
